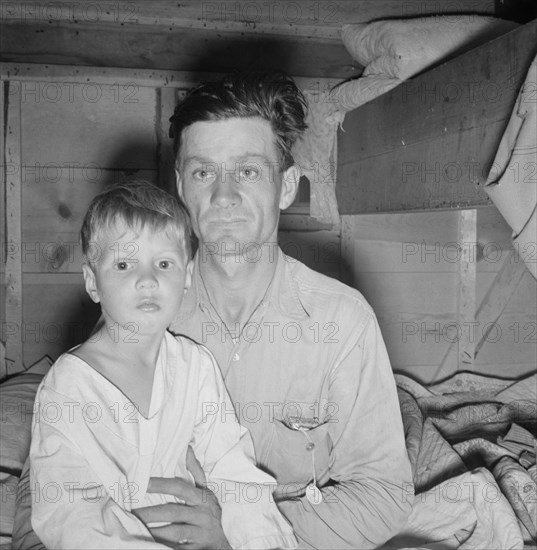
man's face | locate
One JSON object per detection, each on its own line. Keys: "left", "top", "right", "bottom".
{"left": 177, "top": 117, "right": 298, "bottom": 256}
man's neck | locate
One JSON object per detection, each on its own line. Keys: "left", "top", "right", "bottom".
{"left": 198, "top": 245, "right": 279, "bottom": 328}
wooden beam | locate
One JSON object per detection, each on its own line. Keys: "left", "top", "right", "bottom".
{"left": 0, "top": 83, "right": 5, "bottom": 376}
{"left": 0, "top": 1, "right": 497, "bottom": 40}
{"left": 0, "top": 62, "right": 339, "bottom": 95}
{"left": 0, "top": 20, "right": 354, "bottom": 79}
{"left": 3, "top": 81, "right": 23, "bottom": 375}
{"left": 456, "top": 210, "right": 477, "bottom": 369}
{"left": 337, "top": 19, "right": 537, "bottom": 214}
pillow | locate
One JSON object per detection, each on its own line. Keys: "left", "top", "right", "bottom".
{"left": 331, "top": 16, "right": 519, "bottom": 112}
{"left": 341, "top": 16, "right": 519, "bottom": 81}
{"left": 0, "top": 358, "right": 51, "bottom": 474}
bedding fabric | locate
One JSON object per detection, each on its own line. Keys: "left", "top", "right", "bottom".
{"left": 1, "top": 366, "right": 536, "bottom": 548}
{"left": 392, "top": 372, "right": 537, "bottom": 549}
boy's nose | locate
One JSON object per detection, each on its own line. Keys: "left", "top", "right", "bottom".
{"left": 136, "top": 269, "right": 158, "bottom": 290}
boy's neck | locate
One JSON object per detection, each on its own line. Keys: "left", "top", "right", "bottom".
{"left": 102, "top": 323, "right": 162, "bottom": 369}
{"left": 75, "top": 325, "right": 165, "bottom": 418}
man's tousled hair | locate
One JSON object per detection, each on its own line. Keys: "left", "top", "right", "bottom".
{"left": 169, "top": 71, "right": 308, "bottom": 170}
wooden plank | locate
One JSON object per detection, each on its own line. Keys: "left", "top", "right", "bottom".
{"left": 0, "top": 64, "right": 343, "bottom": 112}
{"left": 337, "top": 19, "right": 537, "bottom": 213}
{"left": 20, "top": 170, "right": 157, "bottom": 273}
{"left": 21, "top": 273, "right": 101, "bottom": 366}
{"left": 1, "top": 63, "right": 208, "bottom": 88}
{"left": 0, "top": 21, "right": 353, "bottom": 79}
{"left": 0, "top": 1, "right": 497, "bottom": 40}
{"left": 456, "top": 209, "right": 477, "bottom": 369}
{"left": 20, "top": 82, "right": 158, "bottom": 168}
{"left": 0, "top": 82, "right": 5, "bottom": 374}
{"left": 4, "top": 81, "right": 23, "bottom": 374}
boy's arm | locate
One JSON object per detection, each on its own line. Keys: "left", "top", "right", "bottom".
{"left": 29, "top": 387, "right": 168, "bottom": 550}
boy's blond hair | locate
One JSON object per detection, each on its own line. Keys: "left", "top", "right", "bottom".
{"left": 81, "top": 180, "right": 191, "bottom": 264}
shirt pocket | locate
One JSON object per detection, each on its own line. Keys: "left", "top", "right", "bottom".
{"left": 260, "top": 402, "right": 333, "bottom": 486}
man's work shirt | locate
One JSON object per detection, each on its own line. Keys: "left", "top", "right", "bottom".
{"left": 170, "top": 248, "right": 413, "bottom": 549}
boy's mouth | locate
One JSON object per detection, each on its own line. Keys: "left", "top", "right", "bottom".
{"left": 137, "top": 300, "right": 160, "bottom": 312}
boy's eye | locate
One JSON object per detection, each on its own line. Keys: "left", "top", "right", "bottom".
{"left": 115, "top": 261, "right": 130, "bottom": 271}
{"left": 158, "top": 260, "right": 173, "bottom": 269}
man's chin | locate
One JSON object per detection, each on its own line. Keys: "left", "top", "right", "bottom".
{"left": 198, "top": 237, "right": 277, "bottom": 262}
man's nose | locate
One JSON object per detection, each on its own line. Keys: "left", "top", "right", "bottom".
{"left": 210, "top": 170, "right": 241, "bottom": 208}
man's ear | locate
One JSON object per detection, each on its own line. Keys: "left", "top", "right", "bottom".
{"left": 279, "top": 165, "right": 301, "bottom": 210}
{"left": 175, "top": 167, "right": 184, "bottom": 198}
{"left": 82, "top": 263, "right": 100, "bottom": 304}
{"left": 184, "top": 260, "right": 194, "bottom": 294}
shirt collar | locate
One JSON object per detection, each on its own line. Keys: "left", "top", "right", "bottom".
{"left": 175, "top": 247, "right": 309, "bottom": 322}
{"left": 269, "top": 248, "right": 310, "bottom": 320}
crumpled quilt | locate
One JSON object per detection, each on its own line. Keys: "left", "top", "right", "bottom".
{"left": 385, "top": 371, "right": 537, "bottom": 549}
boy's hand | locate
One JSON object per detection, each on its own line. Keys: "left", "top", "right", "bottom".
{"left": 132, "top": 447, "right": 231, "bottom": 550}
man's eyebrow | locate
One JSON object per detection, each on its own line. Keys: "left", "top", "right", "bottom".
{"left": 181, "top": 155, "right": 214, "bottom": 165}
{"left": 182, "top": 153, "right": 273, "bottom": 164}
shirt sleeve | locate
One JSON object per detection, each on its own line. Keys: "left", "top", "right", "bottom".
{"left": 29, "top": 384, "right": 168, "bottom": 550}
{"left": 276, "top": 312, "right": 414, "bottom": 549}
{"left": 191, "top": 347, "right": 297, "bottom": 550}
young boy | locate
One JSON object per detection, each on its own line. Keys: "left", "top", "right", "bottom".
{"left": 29, "top": 181, "right": 296, "bottom": 550}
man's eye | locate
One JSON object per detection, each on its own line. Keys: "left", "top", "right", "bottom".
{"left": 193, "top": 169, "right": 215, "bottom": 181}
{"left": 240, "top": 166, "right": 260, "bottom": 180}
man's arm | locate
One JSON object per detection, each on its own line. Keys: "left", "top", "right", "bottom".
{"left": 13, "top": 460, "right": 46, "bottom": 550}
{"left": 135, "top": 346, "right": 296, "bottom": 550}
{"left": 276, "top": 313, "right": 413, "bottom": 549}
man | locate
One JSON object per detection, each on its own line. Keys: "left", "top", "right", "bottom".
{"left": 14, "top": 72, "right": 412, "bottom": 549}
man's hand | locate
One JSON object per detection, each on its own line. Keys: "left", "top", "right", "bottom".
{"left": 272, "top": 483, "right": 307, "bottom": 503}
{"left": 133, "top": 447, "right": 231, "bottom": 550}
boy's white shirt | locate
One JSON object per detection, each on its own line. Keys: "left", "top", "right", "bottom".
{"left": 30, "top": 331, "right": 297, "bottom": 550}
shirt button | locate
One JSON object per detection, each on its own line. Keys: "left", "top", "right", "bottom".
{"left": 233, "top": 353, "right": 240, "bottom": 361}
{"left": 306, "top": 442, "right": 315, "bottom": 451}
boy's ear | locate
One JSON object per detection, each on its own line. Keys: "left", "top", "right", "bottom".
{"left": 279, "top": 165, "right": 301, "bottom": 210}
{"left": 184, "top": 260, "right": 194, "bottom": 294}
{"left": 82, "top": 263, "right": 100, "bottom": 303}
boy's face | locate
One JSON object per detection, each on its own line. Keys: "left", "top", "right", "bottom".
{"left": 83, "top": 221, "right": 192, "bottom": 337}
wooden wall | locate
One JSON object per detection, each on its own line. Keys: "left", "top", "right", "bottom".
{"left": 0, "top": 67, "right": 340, "bottom": 377}
{"left": 341, "top": 208, "right": 537, "bottom": 383}
{"left": 1, "top": 75, "right": 169, "bottom": 375}
{"left": 1, "top": 65, "right": 535, "bottom": 382}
